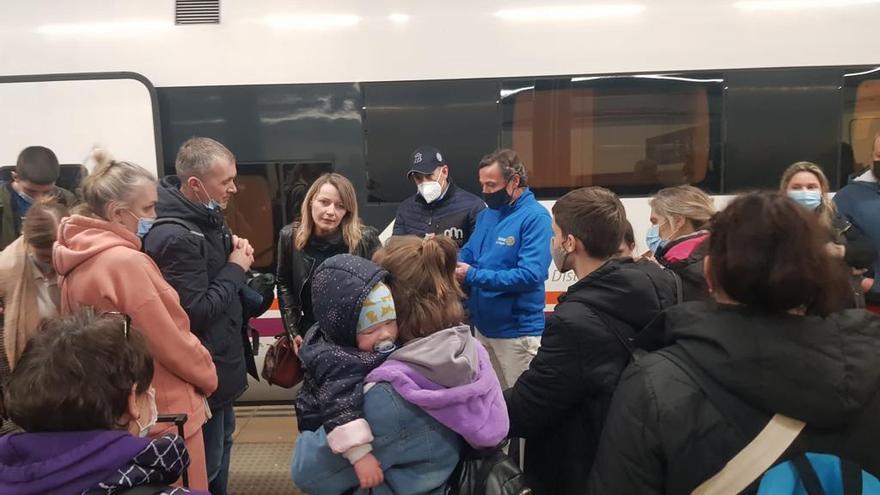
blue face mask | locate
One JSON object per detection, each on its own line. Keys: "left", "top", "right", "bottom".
{"left": 127, "top": 211, "right": 155, "bottom": 239}
{"left": 645, "top": 223, "right": 667, "bottom": 254}
{"left": 788, "top": 190, "right": 822, "bottom": 210}
{"left": 192, "top": 178, "right": 221, "bottom": 211}
{"left": 137, "top": 218, "right": 155, "bottom": 238}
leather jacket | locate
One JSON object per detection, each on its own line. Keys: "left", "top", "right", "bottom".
{"left": 275, "top": 222, "right": 381, "bottom": 336}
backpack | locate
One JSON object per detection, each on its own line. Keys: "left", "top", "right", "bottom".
{"left": 143, "top": 217, "right": 206, "bottom": 257}
{"left": 757, "top": 453, "right": 880, "bottom": 495}
{"left": 662, "top": 348, "right": 880, "bottom": 495}
{"left": 446, "top": 441, "right": 532, "bottom": 495}
{"left": 145, "top": 216, "right": 264, "bottom": 364}
{"left": 587, "top": 261, "right": 683, "bottom": 361}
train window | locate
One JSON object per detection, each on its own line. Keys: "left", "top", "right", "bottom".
{"left": 224, "top": 161, "right": 333, "bottom": 272}
{"left": 500, "top": 75, "right": 724, "bottom": 197}
{"left": 363, "top": 80, "right": 499, "bottom": 203}
{"left": 225, "top": 165, "right": 278, "bottom": 271}
{"left": 280, "top": 163, "right": 333, "bottom": 223}
{"left": 842, "top": 68, "right": 880, "bottom": 179}
{"left": 0, "top": 164, "right": 86, "bottom": 193}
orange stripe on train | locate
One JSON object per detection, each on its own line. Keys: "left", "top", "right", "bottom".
{"left": 268, "top": 292, "right": 563, "bottom": 310}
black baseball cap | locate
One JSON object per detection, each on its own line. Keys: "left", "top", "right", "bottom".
{"left": 408, "top": 146, "right": 446, "bottom": 176}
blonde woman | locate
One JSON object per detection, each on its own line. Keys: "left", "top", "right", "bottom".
{"left": 54, "top": 149, "right": 217, "bottom": 490}
{"left": 0, "top": 199, "right": 69, "bottom": 435}
{"left": 646, "top": 185, "right": 716, "bottom": 301}
{"left": 780, "top": 161, "right": 876, "bottom": 306}
{"left": 0, "top": 199, "right": 68, "bottom": 373}
{"left": 276, "top": 173, "right": 381, "bottom": 337}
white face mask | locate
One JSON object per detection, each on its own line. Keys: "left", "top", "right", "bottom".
{"left": 136, "top": 388, "right": 158, "bottom": 438}
{"left": 418, "top": 181, "right": 443, "bottom": 204}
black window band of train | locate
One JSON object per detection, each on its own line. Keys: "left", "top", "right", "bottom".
{"left": 6, "top": 65, "right": 877, "bottom": 274}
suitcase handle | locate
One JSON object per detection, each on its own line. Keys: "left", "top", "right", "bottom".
{"left": 156, "top": 414, "right": 189, "bottom": 487}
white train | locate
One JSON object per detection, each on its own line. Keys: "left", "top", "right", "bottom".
{"left": 2, "top": 0, "right": 879, "bottom": 401}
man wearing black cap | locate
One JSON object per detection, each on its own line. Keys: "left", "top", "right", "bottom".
{"left": 392, "top": 146, "right": 485, "bottom": 247}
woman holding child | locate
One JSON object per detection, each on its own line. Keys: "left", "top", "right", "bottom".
{"left": 291, "top": 235, "right": 509, "bottom": 494}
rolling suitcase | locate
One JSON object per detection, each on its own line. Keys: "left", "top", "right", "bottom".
{"left": 156, "top": 413, "right": 189, "bottom": 488}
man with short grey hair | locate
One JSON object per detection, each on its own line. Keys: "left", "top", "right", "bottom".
{"left": 143, "top": 137, "right": 253, "bottom": 495}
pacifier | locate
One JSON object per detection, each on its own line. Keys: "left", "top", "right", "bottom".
{"left": 374, "top": 340, "right": 397, "bottom": 354}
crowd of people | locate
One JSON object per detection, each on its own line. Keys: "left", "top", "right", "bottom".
{"left": 0, "top": 134, "right": 878, "bottom": 494}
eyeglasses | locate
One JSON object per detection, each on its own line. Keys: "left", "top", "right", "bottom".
{"left": 104, "top": 311, "right": 132, "bottom": 339}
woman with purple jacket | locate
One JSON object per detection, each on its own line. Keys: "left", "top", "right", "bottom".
{"left": 0, "top": 309, "right": 208, "bottom": 495}
{"left": 292, "top": 235, "right": 509, "bottom": 494}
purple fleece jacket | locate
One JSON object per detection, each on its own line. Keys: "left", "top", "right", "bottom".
{"left": 0, "top": 430, "right": 206, "bottom": 495}
{"left": 366, "top": 326, "right": 509, "bottom": 448}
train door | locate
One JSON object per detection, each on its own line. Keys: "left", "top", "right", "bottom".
{"left": 0, "top": 73, "right": 163, "bottom": 185}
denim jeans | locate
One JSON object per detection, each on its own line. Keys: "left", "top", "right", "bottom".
{"left": 203, "top": 404, "right": 235, "bottom": 495}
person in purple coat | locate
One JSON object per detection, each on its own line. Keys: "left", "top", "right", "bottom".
{"left": 0, "top": 309, "right": 208, "bottom": 495}
{"left": 292, "top": 235, "right": 509, "bottom": 495}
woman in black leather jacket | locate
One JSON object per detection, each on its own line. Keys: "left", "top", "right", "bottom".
{"left": 276, "top": 173, "right": 381, "bottom": 336}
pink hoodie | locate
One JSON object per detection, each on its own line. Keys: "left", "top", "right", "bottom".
{"left": 54, "top": 215, "right": 217, "bottom": 438}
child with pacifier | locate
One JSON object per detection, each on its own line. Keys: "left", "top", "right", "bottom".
{"left": 295, "top": 253, "right": 399, "bottom": 490}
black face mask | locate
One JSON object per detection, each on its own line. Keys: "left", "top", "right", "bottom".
{"left": 483, "top": 186, "right": 511, "bottom": 210}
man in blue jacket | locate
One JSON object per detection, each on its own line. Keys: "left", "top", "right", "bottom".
{"left": 835, "top": 131, "right": 880, "bottom": 305}
{"left": 143, "top": 137, "right": 254, "bottom": 495}
{"left": 393, "top": 146, "right": 485, "bottom": 247}
{"left": 456, "top": 149, "right": 552, "bottom": 388}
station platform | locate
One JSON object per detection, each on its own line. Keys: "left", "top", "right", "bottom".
{"left": 228, "top": 404, "right": 302, "bottom": 495}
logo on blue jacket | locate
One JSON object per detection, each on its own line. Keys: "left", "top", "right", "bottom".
{"left": 496, "top": 236, "right": 516, "bottom": 247}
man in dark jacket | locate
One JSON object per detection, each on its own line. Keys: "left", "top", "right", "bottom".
{"left": 0, "top": 146, "right": 76, "bottom": 250}
{"left": 504, "top": 187, "right": 677, "bottom": 495}
{"left": 143, "top": 137, "right": 254, "bottom": 495}
{"left": 393, "top": 146, "right": 485, "bottom": 247}
{"left": 835, "top": 131, "right": 880, "bottom": 304}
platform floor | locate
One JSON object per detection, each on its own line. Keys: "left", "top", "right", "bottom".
{"left": 228, "top": 405, "right": 303, "bottom": 495}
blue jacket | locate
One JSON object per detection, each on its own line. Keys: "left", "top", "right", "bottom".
{"left": 291, "top": 382, "right": 462, "bottom": 495}
{"left": 393, "top": 182, "right": 485, "bottom": 247}
{"left": 834, "top": 178, "right": 880, "bottom": 299}
{"left": 459, "top": 189, "right": 552, "bottom": 338}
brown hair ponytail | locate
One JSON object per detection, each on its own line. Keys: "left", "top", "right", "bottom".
{"left": 372, "top": 235, "right": 464, "bottom": 343}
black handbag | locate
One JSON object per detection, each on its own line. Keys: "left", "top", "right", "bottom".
{"left": 446, "top": 442, "right": 532, "bottom": 495}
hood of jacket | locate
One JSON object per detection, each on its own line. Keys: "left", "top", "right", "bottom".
{"left": 54, "top": 214, "right": 140, "bottom": 277}
{"left": 366, "top": 328, "right": 509, "bottom": 448}
{"left": 383, "top": 325, "right": 478, "bottom": 388}
{"left": 157, "top": 175, "right": 225, "bottom": 229}
{"left": 667, "top": 301, "right": 880, "bottom": 427}
{"left": 0, "top": 430, "right": 148, "bottom": 495}
{"left": 561, "top": 258, "right": 677, "bottom": 334}
{"left": 311, "top": 254, "right": 387, "bottom": 347}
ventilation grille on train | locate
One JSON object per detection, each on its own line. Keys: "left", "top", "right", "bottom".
{"left": 175, "top": 0, "right": 220, "bottom": 25}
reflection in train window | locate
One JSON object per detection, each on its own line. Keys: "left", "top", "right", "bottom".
{"left": 500, "top": 75, "right": 724, "bottom": 197}
{"left": 224, "top": 162, "right": 333, "bottom": 273}
{"left": 225, "top": 167, "right": 278, "bottom": 271}
{"left": 281, "top": 163, "right": 332, "bottom": 223}
{"left": 842, "top": 70, "right": 880, "bottom": 179}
